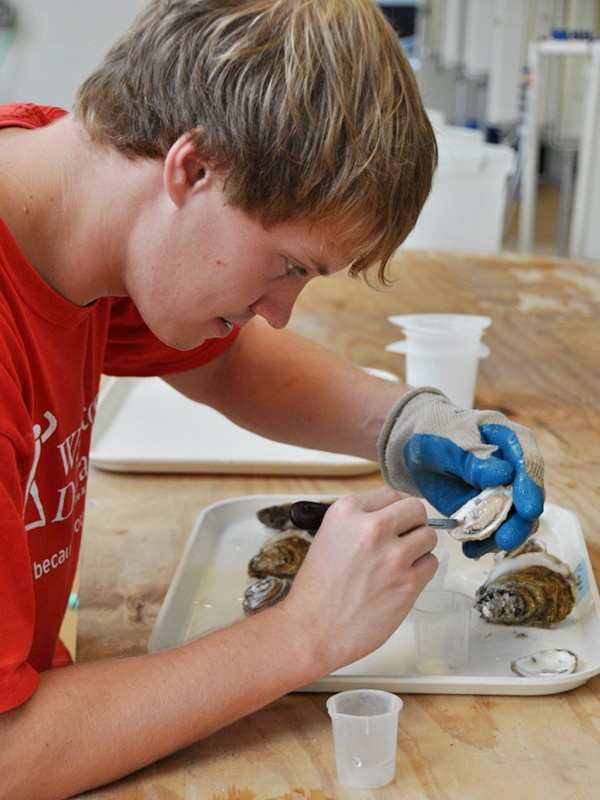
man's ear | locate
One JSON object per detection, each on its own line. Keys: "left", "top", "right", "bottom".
{"left": 163, "top": 131, "right": 214, "bottom": 207}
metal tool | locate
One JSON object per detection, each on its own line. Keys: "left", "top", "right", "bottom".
{"left": 289, "top": 500, "right": 458, "bottom": 531}
{"left": 427, "top": 518, "right": 459, "bottom": 529}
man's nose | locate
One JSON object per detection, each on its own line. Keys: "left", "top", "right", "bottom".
{"left": 249, "top": 283, "right": 305, "bottom": 329}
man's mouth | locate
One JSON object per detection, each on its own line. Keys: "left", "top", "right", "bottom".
{"left": 220, "top": 317, "right": 234, "bottom": 333}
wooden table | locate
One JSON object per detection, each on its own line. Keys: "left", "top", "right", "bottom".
{"left": 76, "top": 250, "right": 600, "bottom": 799}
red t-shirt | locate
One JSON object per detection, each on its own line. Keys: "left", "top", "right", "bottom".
{"left": 0, "top": 104, "right": 239, "bottom": 712}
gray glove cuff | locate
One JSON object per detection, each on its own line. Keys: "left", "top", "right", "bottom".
{"left": 377, "top": 386, "right": 447, "bottom": 494}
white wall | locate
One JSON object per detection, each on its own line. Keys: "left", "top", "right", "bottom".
{"left": 0, "top": 0, "right": 147, "bottom": 110}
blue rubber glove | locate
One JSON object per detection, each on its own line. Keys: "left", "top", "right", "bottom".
{"left": 377, "top": 388, "right": 545, "bottom": 558}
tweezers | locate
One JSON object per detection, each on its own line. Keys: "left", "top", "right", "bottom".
{"left": 289, "top": 500, "right": 458, "bottom": 531}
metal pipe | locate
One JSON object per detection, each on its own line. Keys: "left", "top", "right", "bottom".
{"left": 519, "top": 42, "right": 541, "bottom": 253}
{"left": 569, "top": 42, "right": 600, "bottom": 258}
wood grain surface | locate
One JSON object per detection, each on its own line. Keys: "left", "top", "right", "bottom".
{"left": 75, "top": 250, "right": 600, "bottom": 799}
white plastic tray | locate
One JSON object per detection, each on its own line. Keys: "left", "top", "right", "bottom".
{"left": 148, "top": 494, "right": 600, "bottom": 695}
{"left": 90, "top": 377, "right": 378, "bottom": 476}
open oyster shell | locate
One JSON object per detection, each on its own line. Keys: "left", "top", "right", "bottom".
{"left": 247, "top": 532, "right": 311, "bottom": 579}
{"left": 243, "top": 576, "right": 292, "bottom": 616}
{"left": 511, "top": 648, "right": 578, "bottom": 677}
{"left": 450, "top": 485, "right": 513, "bottom": 541}
{"left": 474, "top": 550, "right": 577, "bottom": 628}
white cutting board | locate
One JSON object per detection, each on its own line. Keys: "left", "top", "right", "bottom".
{"left": 90, "top": 377, "right": 380, "bottom": 476}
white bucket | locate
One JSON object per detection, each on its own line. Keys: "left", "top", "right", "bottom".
{"left": 400, "top": 131, "right": 515, "bottom": 254}
{"left": 386, "top": 314, "right": 491, "bottom": 408}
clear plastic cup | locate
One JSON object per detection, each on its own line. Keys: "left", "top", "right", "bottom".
{"left": 386, "top": 314, "right": 491, "bottom": 408}
{"left": 425, "top": 533, "right": 450, "bottom": 589}
{"left": 412, "top": 590, "right": 473, "bottom": 675}
{"left": 326, "top": 689, "right": 403, "bottom": 788}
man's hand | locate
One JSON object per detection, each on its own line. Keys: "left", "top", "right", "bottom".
{"left": 377, "top": 388, "right": 545, "bottom": 558}
{"left": 280, "top": 488, "right": 438, "bottom": 671}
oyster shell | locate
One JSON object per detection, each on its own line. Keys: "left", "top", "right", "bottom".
{"left": 450, "top": 485, "right": 513, "bottom": 541}
{"left": 495, "top": 537, "right": 547, "bottom": 560}
{"left": 247, "top": 533, "right": 311, "bottom": 579}
{"left": 256, "top": 503, "right": 294, "bottom": 531}
{"left": 243, "top": 576, "right": 292, "bottom": 615}
{"left": 289, "top": 500, "right": 332, "bottom": 532}
{"left": 474, "top": 551, "right": 577, "bottom": 628}
{"left": 511, "top": 648, "right": 578, "bottom": 677}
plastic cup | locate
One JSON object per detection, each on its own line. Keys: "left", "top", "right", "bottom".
{"left": 386, "top": 314, "right": 491, "bottom": 408}
{"left": 326, "top": 689, "right": 403, "bottom": 788}
{"left": 425, "top": 533, "right": 450, "bottom": 590}
{"left": 412, "top": 590, "right": 472, "bottom": 675}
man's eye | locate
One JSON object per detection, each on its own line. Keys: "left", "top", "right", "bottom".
{"left": 285, "top": 260, "right": 309, "bottom": 278}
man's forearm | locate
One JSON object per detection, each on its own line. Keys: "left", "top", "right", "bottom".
{"left": 165, "top": 318, "right": 409, "bottom": 463}
{"left": 0, "top": 607, "right": 322, "bottom": 800}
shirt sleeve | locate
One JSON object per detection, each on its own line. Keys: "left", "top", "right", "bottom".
{"left": 0, "top": 436, "right": 40, "bottom": 713}
{"left": 103, "top": 298, "right": 239, "bottom": 377}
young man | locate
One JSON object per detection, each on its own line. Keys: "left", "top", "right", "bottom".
{"left": 0, "top": 1, "right": 544, "bottom": 796}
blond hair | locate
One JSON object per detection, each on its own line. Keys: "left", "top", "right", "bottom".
{"left": 75, "top": 0, "right": 437, "bottom": 281}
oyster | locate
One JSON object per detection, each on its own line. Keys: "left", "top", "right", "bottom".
{"left": 495, "top": 537, "right": 547, "bottom": 559}
{"left": 256, "top": 503, "right": 294, "bottom": 531}
{"left": 511, "top": 648, "right": 578, "bottom": 677}
{"left": 474, "top": 551, "right": 577, "bottom": 628}
{"left": 247, "top": 533, "right": 311, "bottom": 579}
{"left": 450, "top": 485, "right": 513, "bottom": 541}
{"left": 289, "top": 500, "right": 332, "bottom": 532}
{"left": 243, "top": 576, "right": 292, "bottom": 615}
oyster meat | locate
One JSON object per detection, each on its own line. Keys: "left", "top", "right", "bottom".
{"left": 474, "top": 550, "right": 577, "bottom": 628}
{"left": 511, "top": 648, "right": 578, "bottom": 677}
{"left": 450, "top": 485, "right": 513, "bottom": 541}
{"left": 243, "top": 576, "right": 292, "bottom": 615}
{"left": 247, "top": 532, "right": 311, "bottom": 579}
